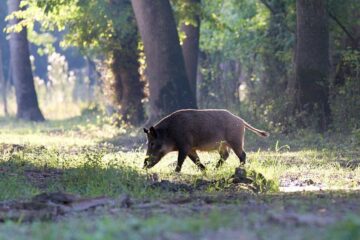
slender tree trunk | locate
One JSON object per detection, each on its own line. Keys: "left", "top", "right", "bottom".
{"left": 219, "top": 60, "right": 239, "bottom": 109}
{"left": 7, "top": 0, "right": 44, "bottom": 121}
{"left": 131, "top": 0, "right": 196, "bottom": 123}
{"left": 180, "top": 0, "right": 200, "bottom": 105}
{"left": 0, "top": 43, "right": 8, "bottom": 116}
{"left": 294, "top": 0, "right": 330, "bottom": 131}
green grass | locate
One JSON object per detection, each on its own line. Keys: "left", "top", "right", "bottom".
{"left": 0, "top": 197, "right": 358, "bottom": 240}
{"left": 0, "top": 112, "right": 359, "bottom": 239}
{"left": 0, "top": 212, "right": 237, "bottom": 240}
{"left": 0, "top": 142, "right": 280, "bottom": 200}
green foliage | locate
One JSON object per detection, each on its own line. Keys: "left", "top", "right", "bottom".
{"left": 59, "top": 0, "right": 136, "bottom": 55}
{"left": 1, "top": 2, "right": 360, "bottom": 238}
{"left": 172, "top": 0, "right": 202, "bottom": 27}
{"left": 331, "top": 50, "right": 360, "bottom": 132}
{"left": 6, "top": 0, "right": 358, "bottom": 132}
{"left": 328, "top": 0, "right": 360, "bottom": 44}
{"left": 8, "top": 0, "right": 135, "bottom": 57}
{"left": 200, "top": 0, "right": 269, "bottom": 60}
{"left": 198, "top": 0, "right": 358, "bottom": 133}
{"left": 198, "top": 0, "right": 296, "bottom": 130}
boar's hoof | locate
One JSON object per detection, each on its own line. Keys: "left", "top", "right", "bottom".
{"left": 199, "top": 165, "right": 206, "bottom": 172}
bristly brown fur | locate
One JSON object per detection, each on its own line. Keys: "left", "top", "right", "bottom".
{"left": 144, "top": 109, "right": 269, "bottom": 172}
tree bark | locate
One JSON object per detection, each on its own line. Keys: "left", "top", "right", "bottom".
{"left": 294, "top": 0, "right": 330, "bottom": 131}
{"left": 180, "top": 0, "right": 200, "bottom": 104}
{"left": 131, "top": 0, "right": 197, "bottom": 123}
{"left": 219, "top": 60, "right": 240, "bottom": 109}
{"left": 7, "top": 0, "right": 44, "bottom": 121}
{"left": 111, "top": 48, "right": 145, "bottom": 126}
{"left": 106, "top": 0, "right": 145, "bottom": 126}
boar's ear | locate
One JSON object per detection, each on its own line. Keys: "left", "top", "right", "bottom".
{"left": 149, "top": 126, "right": 157, "bottom": 138}
{"left": 143, "top": 128, "right": 149, "bottom": 134}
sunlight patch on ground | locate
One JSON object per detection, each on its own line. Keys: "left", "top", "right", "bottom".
{"left": 0, "top": 133, "right": 94, "bottom": 146}
{"left": 279, "top": 186, "right": 360, "bottom": 192}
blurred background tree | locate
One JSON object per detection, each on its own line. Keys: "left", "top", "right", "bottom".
{"left": 0, "top": 0, "right": 359, "bottom": 133}
{"left": 132, "top": 0, "right": 197, "bottom": 124}
{"left": 7, "top": 0, "right": 44, "bottom": 121}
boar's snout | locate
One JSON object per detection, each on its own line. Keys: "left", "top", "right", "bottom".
{"left": 143, "top": 155, "right": 161, "bottom": 169}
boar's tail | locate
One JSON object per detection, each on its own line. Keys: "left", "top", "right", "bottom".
{"left": 243, "top": 121, "right": 270, "bottom": 137}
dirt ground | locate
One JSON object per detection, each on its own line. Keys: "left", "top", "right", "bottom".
{"left": 1, "top": 168, "right": 359, "bottom": 239}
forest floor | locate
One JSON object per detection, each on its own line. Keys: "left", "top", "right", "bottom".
{"left": 0, "top": 110, "right": 359, "bottom": 240}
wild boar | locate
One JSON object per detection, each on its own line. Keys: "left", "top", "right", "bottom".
{"left": 143, "top": 109, "right": 269, "bottom": 172}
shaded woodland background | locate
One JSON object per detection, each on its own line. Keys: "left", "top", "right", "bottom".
{"left": 0, "top": 2, "right": 359, "bottom": 238}
{"left": 0, "top": 0, "right": 359, "bottom": 133}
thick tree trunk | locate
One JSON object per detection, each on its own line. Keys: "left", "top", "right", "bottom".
{"left": 104, "top": 0, "right": 144, "bottom": 126}
{"left": 7, "top": 0, "right": 44, "bottom": 121}
{"left": 131, "top": 0, "right": 196, "bottom": 123}
{"left": 180, "top": 0, "right": 200, "bottom": 105}
{"left": 294, "top": 0, "right": 330, "bottom": 131}
{"left": 0, "top": 44, "right": 8, "bottom": 116}
{"left": 111, "top": 48, "right": 145, "bottom": 126}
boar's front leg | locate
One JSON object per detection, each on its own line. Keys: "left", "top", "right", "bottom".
{"left": 188, "top": 150, "right": 206, "bottom": 172}
{"left": 175, "top": 149, "right": 188, "bottom": 173}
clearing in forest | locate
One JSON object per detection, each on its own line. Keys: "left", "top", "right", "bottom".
{"left": 0, "top": 113, "right": 359, "bottom": 240}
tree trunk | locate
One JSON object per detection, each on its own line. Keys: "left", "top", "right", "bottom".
{"left": 0, "top": 43, "right": 8, "bottom": 116}
{"left": 7, "top": 0, "right": 44, "bottom": 121}
{"left": 111, "top": 48, "right": 145, "bottom": 126}
{"left": 180, "top": 0, "right": 200, "bottom": 105}
{"left": 131, "top": 0, "right": 197, "bottom": 123}
{"left": 294, "top": 0, "right": 330, "bottom": 131}
{"left": 107, "top": 0, "right": 144, "bottom": 126}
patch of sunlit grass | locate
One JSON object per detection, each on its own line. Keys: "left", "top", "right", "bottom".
{"left": 0, "top": 111, "right": 359, "bottom": 201}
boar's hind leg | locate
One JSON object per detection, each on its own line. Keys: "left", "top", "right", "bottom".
{"left": 188, "top": 150, "right": 206, "bottom": 171}
{"left": 228, "top": 141, "right": 246, "bottom": 165}
{"left": 233, "top": 149, "right": 246, "bottom": 165}
{"left": 215, "top": 145, "right": 230, "bottom": 168}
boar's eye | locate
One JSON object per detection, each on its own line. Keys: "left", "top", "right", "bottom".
{"left": 150, "top": 142, "right": 155, "bottom": 147}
